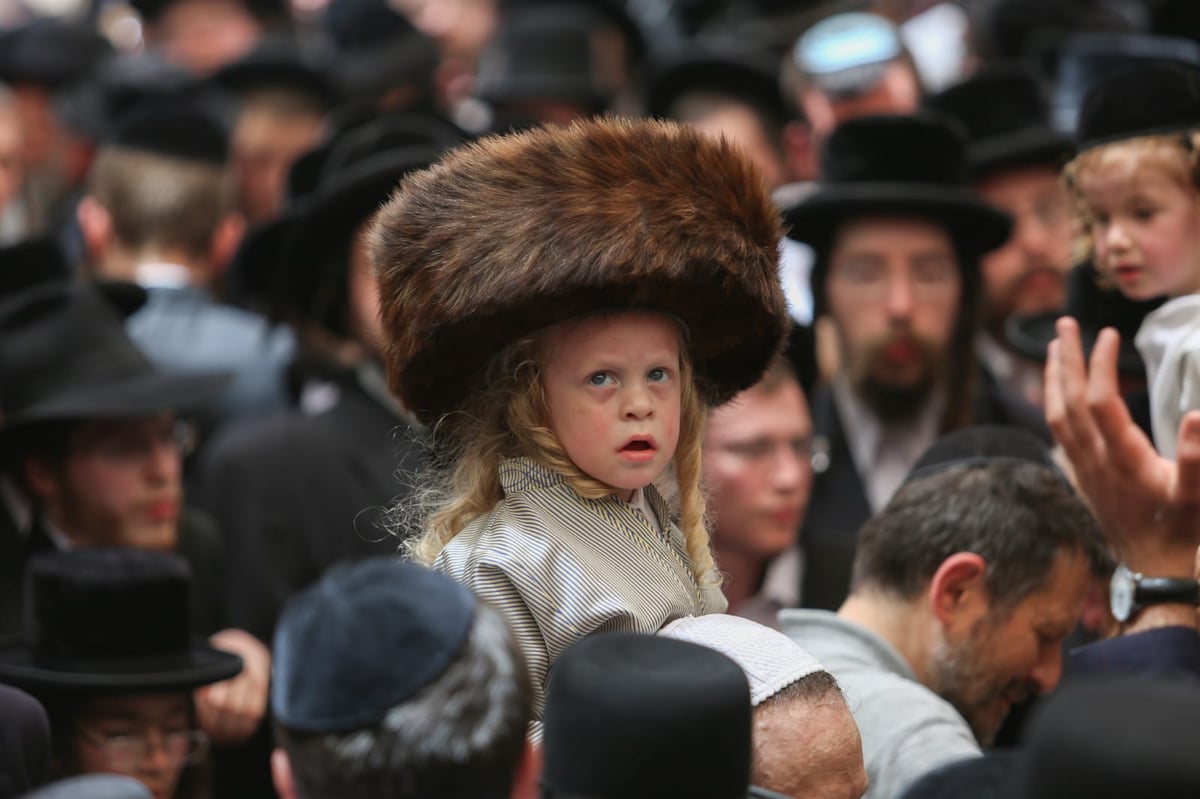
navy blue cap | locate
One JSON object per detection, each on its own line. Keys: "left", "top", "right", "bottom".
{"left": 903, "top": 425, "right": 1061, "bottom": 486}
{"left": 271, "top": 557, "right": 477, "bottom": 733}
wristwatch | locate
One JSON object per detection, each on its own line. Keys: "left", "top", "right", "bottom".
{"left": 1109, "top": 564, "right": 1200, "bottom": 623}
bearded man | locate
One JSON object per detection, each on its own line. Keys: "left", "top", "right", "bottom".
{"left": 783, "top": 113, "right": 1045, "bottom": 610}
{"left": 780, "top": 427, "right": 1106, "bottom": 799}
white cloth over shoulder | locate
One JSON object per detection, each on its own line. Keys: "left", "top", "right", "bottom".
{"left": 1136, "top": 294, "right": 1200, "bottom": 459}
{"left": 660, "top": 613, "right": 824, "bottom": 706}
{"left": 433, "top": 457, "right": 726, "bottom": 719}
{"left": 779, "top": 609, "right": 980, "bottom": 799}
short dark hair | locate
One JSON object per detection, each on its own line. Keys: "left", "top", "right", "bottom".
{"left": 851, "top": 462, "right": 1106, "bottom": 611}
{"left": 756, "top": 668, "right": 842, "bottom": 712}
{"left": 274, "top": 600, "right": 531, "bottom": 799}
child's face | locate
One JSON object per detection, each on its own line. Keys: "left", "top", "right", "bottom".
{"left": 540, "top": 311, "right": 682, "bottom": 502}
{"left": 1078, "top": 155, "right": 1200, "bottom": 300}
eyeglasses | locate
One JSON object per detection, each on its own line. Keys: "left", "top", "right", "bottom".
{"left": 72, "top": 419, "right": 197, "bottom": 465}
{"left": 718, "top": 437, "right": 813, "bottom": 467}
{"left": 828, "top": 257, "right": 959, "bottom": 303}
{"left": 76, "top": 727, "right": 209, "bottom": 771}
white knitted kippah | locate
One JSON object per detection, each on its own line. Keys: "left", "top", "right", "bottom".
{"left": 659, "top": 614, "right": 825, "bottom": 706}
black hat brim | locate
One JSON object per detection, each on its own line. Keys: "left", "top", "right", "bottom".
{"left": 1006, "top": 311, "right": 1147, "bottom": 375}
{"left": 784, "top": 183, "right": 1012, "bottom": 253}
{"left": 4, "top": 370, "right": 232, "bottom": 428}
{"left": 0, "top": 638, "right": 243, "bottom": 694}
{"left": 969, "top": 128, "right": 1076, "bottom": 180}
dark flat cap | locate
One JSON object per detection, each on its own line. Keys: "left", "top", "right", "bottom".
{"left": 904, "top": 425, "right": 1061, "bottom": 486}
{"left": 271, "top": 557, "right": 476, "bottom": 733}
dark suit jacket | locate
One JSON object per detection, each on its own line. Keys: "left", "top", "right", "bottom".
{"left": 798, "top": 370, "right": 1051, "bottom": 610}
{"left": 0, "top": 684, "right": 49, "bottom": 799}
{"left": 197, "top": 370, "right": 425, "bottom": 643}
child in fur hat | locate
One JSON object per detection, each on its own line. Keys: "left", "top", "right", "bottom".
{"left": 1066, "top": 61, "right": 1200, "bottom": 458}
{"left": 367, "top": 117, "right": 789, "bottom": 719}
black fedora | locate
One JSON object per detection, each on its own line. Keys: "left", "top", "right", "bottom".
{"left": 322, "top": 0, "right": 438, "bottom": 103}
{"left": 0, "top": 549, "right": 242, "bottom": 693}
{"left": 542, "top": 632, "right": 758, "bottom": 799}
{"left": 475, "top": 4, "right": 616, "bottom": 113}
{"left": 643, "top": 45, "right": 787, "bottom": 126}
{"left": 0, "top": 282, "right": 229, "bottom": 430}
{"left": 1076, "top": 59, "right": 1200, "bottom": 151}
{"left": 924, "top": 64, "right": 1074, "bottom": 180}
{"left": 268, "top": 116, "right": 453, "bottom": 332}
{"left": 1006, "top": 261, "right": 1162, "bottom": 376}
{"left": 209, "top": 36, "right": 341, "bottom": 111}
{"left": 783, "top": 113, "right": 1013, "bottom": 255}
{"left": 0, "top": 18, "right": 114, "bottom": 92}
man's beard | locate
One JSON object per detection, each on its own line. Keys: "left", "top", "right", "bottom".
{"left": 848, "top": 330, "right": 945, "bottom": 424}
{"left": 929, "top": 618, "right": 1037, "bottom": 746}
{"left": 985, "top": 260, "right": 1066, "bottom": 337}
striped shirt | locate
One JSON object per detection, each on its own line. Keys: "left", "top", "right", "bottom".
{"left": 434, "top": 457, "right": 727, "bottom": 719}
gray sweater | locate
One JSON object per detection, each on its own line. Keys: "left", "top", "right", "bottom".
{"left": 779, "top": 609, "right": 980, "bottom": 799}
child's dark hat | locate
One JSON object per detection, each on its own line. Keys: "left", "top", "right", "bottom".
{"left": 271, "top": 558, "right": 476, "bottom": 733}
{"left": 0, "top": 549, "right": 242, "bottom": 694}
{"left": 924, "top": 64, "right": 1074, "bottom": 180}
{"left": 1076, "top": 60, "right": 1200, "bottom": 151}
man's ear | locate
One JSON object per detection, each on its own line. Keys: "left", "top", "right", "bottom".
{"left": 271, "top": 748, "right": 298, "bottom": 799}
{"left": 928, "top": 552, "right": 989, "bottom": 630}
{"left": 509, "top": 737, "right": 542, "bottom": 799}
{"left": 22, "top": 455, "right": 60, "bottom": 505}
{"left": 208, "top": 212, "right": 246, "bottom": 280}
{"left": 76, "top": 195, "right": 112, "bottom": 268}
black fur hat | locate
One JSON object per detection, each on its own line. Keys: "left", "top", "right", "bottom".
{"left": 368, "top": 116, "right": 788, "bottom": 426}
{"left": 924, "top": 65, "right": 1074, "bottom": 180}
{"left": 1076, "top": 60, "right": 1200, "bottom": 151}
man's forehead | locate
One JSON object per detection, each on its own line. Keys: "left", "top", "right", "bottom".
{"left": 830, "top": 215, "right": 957, "bottom": 256}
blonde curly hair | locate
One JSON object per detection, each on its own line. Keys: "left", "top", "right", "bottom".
{"left": 1063, "top": 131, "right": 1200, "bottom": 272}
{"left": 399, "top": 317, "right": 720, "bottom": 590}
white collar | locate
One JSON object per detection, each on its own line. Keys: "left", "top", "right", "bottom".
{"left": 135, "top": 262, "right": 193, "bottom": 290}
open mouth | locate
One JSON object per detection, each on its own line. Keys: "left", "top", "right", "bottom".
{"left": 623, "top": 440, "right": 652, "bottom": 451}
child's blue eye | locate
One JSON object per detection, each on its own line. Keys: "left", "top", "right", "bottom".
{"left": 647, "top": 367, "right": 669, "bottom": 383}
{"left": 588, "top": 372, "right": 614, "bottom": 387}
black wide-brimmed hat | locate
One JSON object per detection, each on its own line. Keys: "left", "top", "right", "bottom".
{"left": 475, "top": 3, "right": 617, "bottom": 113}
{"left": 0, "top": 549, "right": 242, "bottom": 694}
{"left": 209, "top": 37, "right": 340, "bottom": 110}
{"left": 0, "top": 18, "right": 114, "bottom": 91}
{"left": 322, "top": 0, "right": 438, "bottom": 103}
{"left": 1076, "top": 59, "right": 1200, "bottom": 151}
{"left": 1006, "top": 261, "right": 1163, "bottom": 376}
{"left": 643, "top": 45, "right": 787, "bottom": 125}
{"left": 239, "top": 114, "right": 459, "bottom": 333}
{"left": 783, "top": 113, "right": 1013, "bottom": 255}
{"left": 0, "top": 283, "right": 229, "bottom": 431}
{"left": 542, "top": 632, "right": 757, "bottom": 799}
{"left": 924, "top": 64, "right": 1074, "bottom": 180}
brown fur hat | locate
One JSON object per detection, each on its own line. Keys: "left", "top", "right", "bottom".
{"left": 368, "top": 116, "right": 787, "bottom": 426}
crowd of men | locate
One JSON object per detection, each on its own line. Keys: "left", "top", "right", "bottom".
{"left": 3, "top": 0, "right": 1200, "bottom": 797}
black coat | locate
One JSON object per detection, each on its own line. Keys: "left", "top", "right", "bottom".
{"left": 196, "top": 369, "right": 425, "bottom": 643}
{"left": 798, "top": 369, "right": 1050, "bottom": 610}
